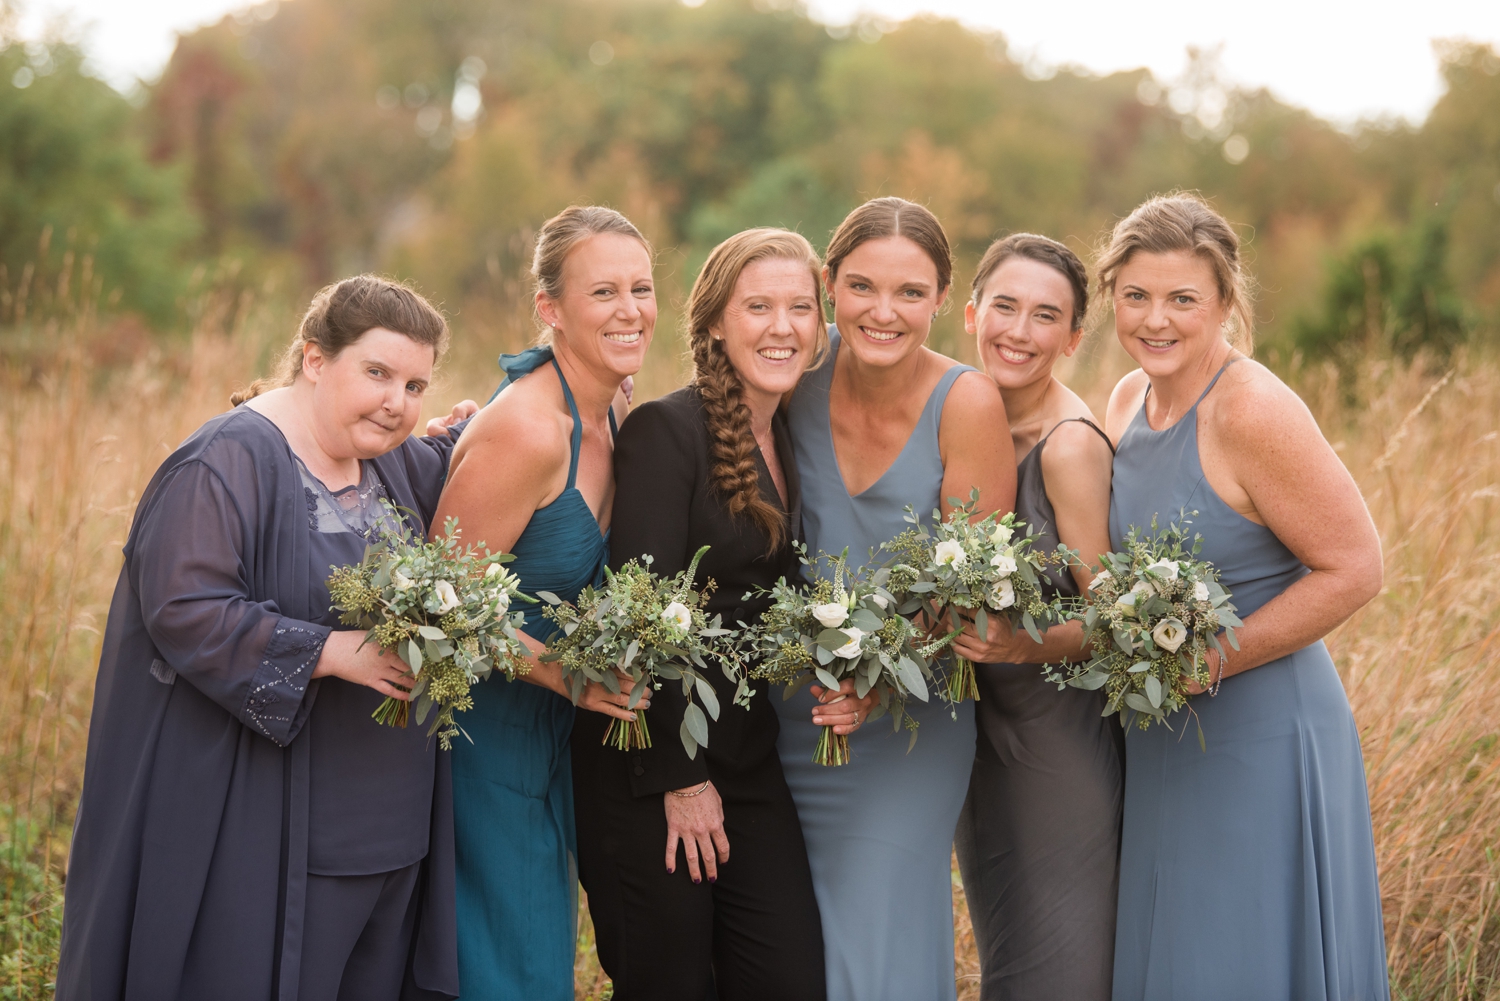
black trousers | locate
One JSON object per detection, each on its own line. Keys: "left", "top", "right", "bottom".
{"left": 574, "top": 745, "right": 826, "bottom": 1001}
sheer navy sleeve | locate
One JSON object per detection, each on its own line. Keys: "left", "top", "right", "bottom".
{"left": 131, "top": 459, "right": 328, "bottom": 747}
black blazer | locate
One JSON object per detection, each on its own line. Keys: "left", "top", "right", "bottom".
{"left": 597, "top": 385, "right": 803, "bottom": 797}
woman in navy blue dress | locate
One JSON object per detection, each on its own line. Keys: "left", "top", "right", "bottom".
{"left": 1101, "top": 194, "right": 1389, "bottom": 1000}
{"left": 432, "top": 206, "right": 654, "bottom": 1000}
{"left": 59, "top": 276, "right": 462, "bottom": 1001}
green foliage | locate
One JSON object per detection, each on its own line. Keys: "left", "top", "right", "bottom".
{"left": 0, "top": 39, "right": 198, "bottom": 326}
{"left": 1295, "top": 214, "right": 1468, "bottom": 360}
{"left": 0, "top": 810, "right": 63, "bottom": 999}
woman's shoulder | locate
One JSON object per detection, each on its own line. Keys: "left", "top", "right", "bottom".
{"left": 1203, "top": 357, "right": 1314, "bottom": 447}
{"left": 458, "top": 376, "right": 570, "bottom": 465}
{"left": 617, "top": 386, "right": 707, "bottom": 450}
{"left": 173, "top": 406, "right": 289, "bottom": 475}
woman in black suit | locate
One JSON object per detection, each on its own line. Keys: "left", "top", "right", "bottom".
{"left": 573, "top": 228, "right": 858, "bottom": 1000}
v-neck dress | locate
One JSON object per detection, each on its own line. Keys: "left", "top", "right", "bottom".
{"left": 1109, "top": 361, "right": 1389, "bottom": 1000}
{"left": 777, "top": 326, "right": 977, "bottom": 1001}
{"left": 450, "top": 346, "right": 613, "bottom": 1001}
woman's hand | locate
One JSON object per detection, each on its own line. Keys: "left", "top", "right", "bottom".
{"left": 576, "top": 673, "right": 652, "bottom": 722}
{"left": 951, "top": 613, "right": 1036, "bottom": 665}
{"left": 312, "top": 630, "right": 414, "bottom": 700}
{"left": 810, "top": 679, "right": 879, "bottom": 735}
{"left": 1183, "top": 646, "right": 1225, "bottom": 696}
{"left": 425, "top": 399, "right": 480, "bottom": 437}
{"left": 664, "top": 781, "right": 729, "bottom": 883}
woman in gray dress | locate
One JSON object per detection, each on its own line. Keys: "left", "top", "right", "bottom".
{"left": 950, "top": 234, "right": 1122, "bottom": 1000}
{"left": 1101, "top": 194, "right": 1389, "bottom": 1000}
{"left": 777, "top": 197, "right": 1015, "bottom": 1001}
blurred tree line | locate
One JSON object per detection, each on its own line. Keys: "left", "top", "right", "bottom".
{"left": 2, "top": 0, "right": 1498, "bottom": 364}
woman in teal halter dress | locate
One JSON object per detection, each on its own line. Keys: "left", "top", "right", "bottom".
{"left": 448, "top": 348, "right": 615, "bottom": 998}
{"left": 1101, "top": 195, "right": 1388, "bottom": 1000}
{"left": 431, "top": 206, "right": 658, "bottom": 1000}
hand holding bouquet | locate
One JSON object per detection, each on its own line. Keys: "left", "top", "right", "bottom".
{"left": 1046, "top": 514, "right": 1242, "bottom": 741}
{"left": 539, "top": 545, "right": 741, "bottom": 758}
{"left": 326, "top": 506, "right": 534, "bottom": 750}
{"left": 880, "top": 489, "right": 1067, "bottom": 703}
{"left": 742, "top": 547, "right": 940, "bottom": 765}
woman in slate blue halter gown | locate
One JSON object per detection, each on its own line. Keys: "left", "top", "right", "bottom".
{"left": 779, "top": 198, "right": 1015, "bottom": 1001}
{"left": 432, "top": 206, "right": 657, "bottom": 1000}
{"left": 1100, "top": 195, "right": 1389, "bottom": 1000}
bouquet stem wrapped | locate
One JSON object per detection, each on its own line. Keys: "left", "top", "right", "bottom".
{"left": 742, "top": 547, "right": 942, "bottom": 765}
{"left": 539, "top": 546, "right": 744, "bottom": 757}
{"left": 880, "top": 489, "right": 1068, "bottom": 704}
{"left": 326, "top": 506, "right": 534, "bottom": 750}
{"left": 1047, "top": 514, "right": 1242, "bottom": 745}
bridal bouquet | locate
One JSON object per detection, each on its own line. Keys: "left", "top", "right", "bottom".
{"left": 741, "top": 547, "right": 941, "bottom": 766}
{"left": 538, "top": 545, "right": 742, "bottom": 757}
{"left": 880, "top": 490, "right": 1068, "bottom": 703}
{"left": 1045, "top": 515, "right": 1242, "bottom": 740}
{"left": 326, "top": 506, "right": 534, "bottom": 750}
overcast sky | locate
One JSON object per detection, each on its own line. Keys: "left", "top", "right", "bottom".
{"left": 14, "top": 0, "right": 1500, "bottom": 126}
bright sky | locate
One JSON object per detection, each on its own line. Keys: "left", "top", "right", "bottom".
{"left": 14, "top": 0, "right": 1500, "bottom": 126}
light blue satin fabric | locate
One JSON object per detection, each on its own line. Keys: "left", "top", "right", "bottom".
{"left": 451, "top": 347, "right": 611, "bottom": 1001}
{"left": 1109, "top": 361, "right": 1390, "bottom": 1000}
{"left": 778, "top": 327, "right": 977, "bottom": 1001}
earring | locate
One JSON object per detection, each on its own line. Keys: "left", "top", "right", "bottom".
{"left": 931, "top": 312, "right": 938, "bottom": 321}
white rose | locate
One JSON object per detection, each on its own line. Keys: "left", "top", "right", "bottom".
{"left": 661, "top": 601, "right": 693, "bottom": 632}
{"left": 989, "top": 578, "right": 1016, "bottom": 609}
{"left": 934, "top": 539, "right": 968, "bottom": 567}
{"left": 433, "top": 579, "right": 461, "bottom": 613}
{"left": 493, "top": 591, "right": 511, "bottom": 614}
{"left": 811, "top": 602, "right": 849, "bottom": 628}
{"left": 989, "top": 551, "right": 1017, "bottom": 575}
{"left": 831, "top": 628, "right": 865, "bottom": 660}
{"left": 989, "top": 522, "right": 1014, "bottom": 545}
{"left": 1193, "top": 580, "right": 1210, "bottom": 602}
{"left": 1151, "top": 617, "right": 1188, "bottom": 653}
{"left": 1146, "top": 559, "right": 1180, "bottom": 581}
{"left": 1088, "top": 569, "right": 1111, "bottom": 591}
{"left": 392, "top": 568, "right": 415, "bottom": 591}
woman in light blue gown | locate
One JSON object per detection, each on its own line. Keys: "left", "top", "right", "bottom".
{"left": 1100, "top": 194, "right": 1389, "bottom": 1000}
{"left": 778, "top": 197, "right": 1015, "bottom": 1001}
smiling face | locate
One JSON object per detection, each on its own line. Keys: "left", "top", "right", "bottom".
{"left": 1113, "top": 250, "right": 1230, "bottom": 378}
{"left": 966, "top": 257, "right": 1083, "bottom": 391}
{"left": 537, "top": 231, "right": 656, "bottom": 380}
{"left": 710, "top": 256, "right": 822, "bottom": 409}
{"left": 827, "top": 235, "right": 948, "bottom": 369}
{"left": 303, "top": 326, "right": 435, "bottom": 460}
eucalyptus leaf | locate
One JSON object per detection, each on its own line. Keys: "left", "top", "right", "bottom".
{"left": 683, "top": 702, "right": 710, "bottom": 748}
{"left": 1144, "top": 674, "right": 1163, "bottom": 708}
{"left": 694, "top": 675, "right": 721, "bottom": 720}
{"left": 679, "top": 720, "right": 700, "bottom": 760}
{"left": 417, "top": 625, "right": 447, "bottom": 641}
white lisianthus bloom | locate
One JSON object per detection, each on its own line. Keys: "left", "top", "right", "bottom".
{"left": 392, "top": 568, "right": 415, "bottom": 591}
{"left": 493, "top": 591, "right": 511, "bottom": 614}
{"left": 1146, "top": 559, "right": 1180, "bottom": 581}
{"left": 661, "top": 601, "right": 693, "bottom": 632}
{"left": 1193, "top": 580, "right": 1210, "bottom": 602}
{"left": 1151, "top": 617, "right": 1188, "bottom": 653}
{"left": 832, "top": 628, "right": 864, "bottom": 660}
{"left": 433, "top": 579, "right": 461, "bottom": 613}
{"left": 811, "top": 603, "right": 849, "bottom": 628}
{"left": 485, "top": 562, "right": 504, "bottom": 577}
{"left": 934, "top": 539, "right": 968, "bottom": 567}
{"left": 871, "top": 593, "right": 889, "bottom": 610}
{"left": 989, "top": 522, "right": 1014, "bottom": 545}
{"left": 1088, "top": 569, "right": 1111, "bottom": 591}
{"left": 989, "top": 551, "right": 1017, "bottom": 575}
{"left": 1115, "top": 584, "right": 1150, "bottom": 616}
{"left": 989, "top": 578, "right": 1016, "bottom": 609}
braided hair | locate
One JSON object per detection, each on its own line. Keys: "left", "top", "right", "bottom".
{"left": 685, "top": 228, "right": 826, "bottom": 554}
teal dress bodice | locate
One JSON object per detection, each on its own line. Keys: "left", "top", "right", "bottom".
{"left": 451, "top": 347, "right": 613, "bottom": 1001}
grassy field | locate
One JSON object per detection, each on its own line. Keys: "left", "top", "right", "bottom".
{"left": 1, "top": 302, "right": 1498, "bottom": 999}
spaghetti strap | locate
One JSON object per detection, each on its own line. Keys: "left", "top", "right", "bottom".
{"left": 550, "top": 358, "right": 584, "bottom": 490}
{"left": 1040, "top": 416, "right": 1116, "bottom": 456}
{"left": 1192, "top": 356, "right": 1242, "bottom": 409}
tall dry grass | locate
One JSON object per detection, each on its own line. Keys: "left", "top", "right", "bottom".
{"left": 0, "top": 302, "right": 1496, "bottom": 998}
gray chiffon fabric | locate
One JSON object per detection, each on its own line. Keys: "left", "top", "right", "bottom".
{"left": 1109, "top": 362, "right": 1390, "bottom": 1000}
{"left": 778, "top": 328, "right": 976, "bottom": 1001}
{"left": 953, "top": 418, "right": 1124, "bottom": 1001}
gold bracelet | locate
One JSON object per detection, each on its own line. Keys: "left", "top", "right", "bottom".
{"left": 669, "top": 781, "right": 711, "bottom": 798}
